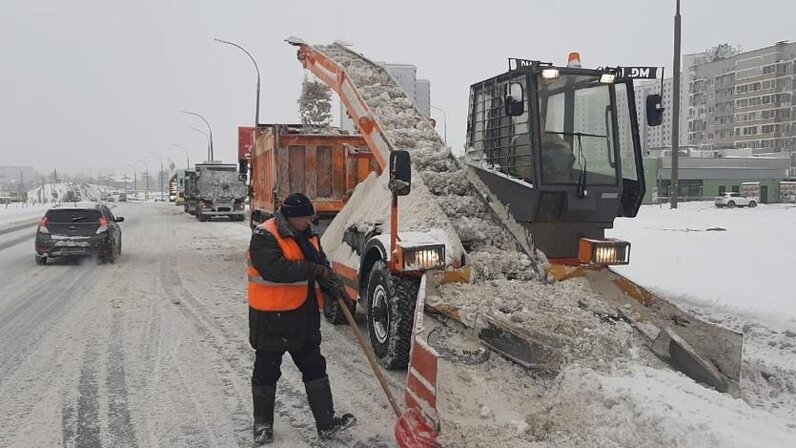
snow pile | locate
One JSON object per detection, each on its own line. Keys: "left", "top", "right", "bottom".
{"left": 27, "top": 182, "right": 109, "bottom": 204}
{"left": 317, "top": 43, "right": 536, "bottom": 281}
{"left": 432, "top": 277, "right": 642, "bottom": 368}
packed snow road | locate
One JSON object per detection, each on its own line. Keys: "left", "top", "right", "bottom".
{"left": 0, "top": 202, "right": 401, "bottom": 448}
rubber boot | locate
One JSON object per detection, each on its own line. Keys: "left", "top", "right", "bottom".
{"left": 252, "top": 384, "right": 276, "bottom": 445}
{"left": 304, "top": 376, "right": 356, "bottom": 439}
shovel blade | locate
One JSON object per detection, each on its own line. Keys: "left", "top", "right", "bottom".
{"left": 395, "top": 408, "right": 441, "bottom": 448}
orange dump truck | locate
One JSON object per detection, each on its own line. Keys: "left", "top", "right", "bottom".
{"left": 242, "top": 124, "right": 379, "bottom": 230}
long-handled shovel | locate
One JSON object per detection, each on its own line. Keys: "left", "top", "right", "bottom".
{"left": 330, "top": 284, "right": 440, "bottom": 448}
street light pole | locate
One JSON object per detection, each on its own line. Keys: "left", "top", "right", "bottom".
{"left": 430, "top": 105, "right": 447, "bottom": 144}
{"left": 171, "top": 143, "right": 191, "bottom": 170}
{"left": 215, "top": 38, "right": 261, "bottom": 126}
{"left": 181, "top": 111, "right": 214, "bottom": 161}
{"left": 125, "top": 164, "right": 136, "bottom": 196}
{"left": 149, "top": 151, "right": 164, "bottom": 202}
{"left": 134, "top": 158, "right": 149, "bottom": 200}
{"left": 189, "top": 126, "right": 211, "bottom": 162}
{"left": 670, "top": 0, "right": 682, "bottom": 209}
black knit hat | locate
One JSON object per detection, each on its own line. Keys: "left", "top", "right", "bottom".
{"left": 280, "top": 192, "right": 315, "bottom": 218}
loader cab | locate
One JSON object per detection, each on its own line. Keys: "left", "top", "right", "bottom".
{"left": 466, "top": 58, "right": 653, "bottom": 259}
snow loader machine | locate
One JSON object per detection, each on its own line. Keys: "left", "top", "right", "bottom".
{"left": 286, "top": 39, "right": 744, "bottom": 446}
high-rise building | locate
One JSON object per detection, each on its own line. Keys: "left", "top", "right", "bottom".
{"left": 340, "top": 62, "right": 431, "bottom": 132}
{"left": 686, "top": 41, "right": 796, "bottom": 178}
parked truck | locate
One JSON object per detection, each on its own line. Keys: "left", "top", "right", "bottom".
{"left": 192, "top": 163, "right": 247, "bottom": 222}
{"left": 183, "top": 170, "right": 197, "bottom": 214}
{"left": 242, "top": 124, "right": 377, "bottom": 232}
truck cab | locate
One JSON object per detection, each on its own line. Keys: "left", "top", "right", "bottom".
{"left": 465, "top": 57, "right": 660, "bottom": 261}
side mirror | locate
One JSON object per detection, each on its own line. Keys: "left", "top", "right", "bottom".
{"left": 115, "top": 217, "right": 125, "bottom": 222}
{"left": 389, "top": 150, "right": 411, "bottom": 196}
{"left": 504, "top": 82, "right": 525, "bottom": 117}
{"left": 646, "top": 94, "right": 664, "bottom": 127}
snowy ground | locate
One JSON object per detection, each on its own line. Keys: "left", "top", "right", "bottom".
{"left": 2, "top": 200, "right": 795, "bottom": 447}
{"left": 0, "top": 202, "right": 402, "bottom": 448}
{"left": 609, "top": 201, "right": 796, "bottom": 322}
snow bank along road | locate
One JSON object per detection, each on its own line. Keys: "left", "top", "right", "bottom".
{"left": 0, "top": 202, "right": 402, "bottom": 448}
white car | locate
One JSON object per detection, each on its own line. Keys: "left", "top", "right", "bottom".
{"left": 715, "top": 192, "right": 757, "bottom": 208}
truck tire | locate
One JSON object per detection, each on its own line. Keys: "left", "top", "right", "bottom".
{"left": 198, "top": 211, "right": 207, "bottom": 222}
{"left": 366, "top": 261, "right": 418, "bottom": 370}
{"left": 323, "top": 292, "right": 355, "bottom": 325}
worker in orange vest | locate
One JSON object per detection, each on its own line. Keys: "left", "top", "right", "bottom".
{"left": 247, "top": 193, "right": 356, "bottom": 444}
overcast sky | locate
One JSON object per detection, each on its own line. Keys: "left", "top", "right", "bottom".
{"left": 1, "top": 0, "right": 795, "bottom": 177}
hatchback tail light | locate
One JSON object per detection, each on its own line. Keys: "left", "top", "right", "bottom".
{"left": 96, "top": 216, "right": 109, "bottom": 234}
{"left": 38, "top": 217, "right": 50, "bottom": 234}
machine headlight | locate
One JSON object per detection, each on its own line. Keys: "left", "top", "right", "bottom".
{"left": 600, "top": 73, "right": 617, "bottom": 84}
{"left": 578, "top": 238, "right": 630, "bottom": 265}
{"left": 542, "top": 68, "right": 560, "bottom": 80}
{"left": 399, "top": 244, "right": 446, "bottom": 271}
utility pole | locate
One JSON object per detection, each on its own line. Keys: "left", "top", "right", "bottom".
{"left": 670, "top": 0, "right": 682, "bottom": 209}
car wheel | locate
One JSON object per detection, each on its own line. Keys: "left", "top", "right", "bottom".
{"left": 366, "top": 261, "right": 418, "bottom": 370}
{"left": 35, "top": 255, "right": 47, "bottom": 266}
{"left": 727, "top": 201, "right": 735, "bottom": 208}
{"left": 748, "top": 201, "right": 757, "bottom": 208}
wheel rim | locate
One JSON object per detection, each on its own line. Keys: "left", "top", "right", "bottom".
{"left": 371, "top": 284, "right": 389, "bottom": 344}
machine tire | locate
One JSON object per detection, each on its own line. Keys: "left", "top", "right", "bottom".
{"left": 727, "top": 201, "right": 735, "bottom": 208}
{"left": 748, "top": 201, "right": 757, "bottom": 208}
{"left": 366, "top": 261, "right": 418, "bottom": 370}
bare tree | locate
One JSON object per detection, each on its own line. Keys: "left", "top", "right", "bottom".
{"left": 298, "top": 75, "right": 332, "bottom": 126}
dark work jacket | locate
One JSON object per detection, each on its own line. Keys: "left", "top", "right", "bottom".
{"left": 248, "top": 211, "right": 329, "bottom": 352}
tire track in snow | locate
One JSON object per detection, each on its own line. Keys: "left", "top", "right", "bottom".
{"left": 106, "top": 306, "right": 138, "bottom": 447}
{"left": 68, "top": 347, "right": 101, "bottom": 448}
{"left": 158, "top": 253, "right": 255, "bottom": 448}
{"left": 0, "top": 263, "right": 100, "bottom": 382}
{"left": 0, "top": 219, "right": 38, "bottom": 237}
{"left": 0, "top": 231, "right": 34, "bottom": 252}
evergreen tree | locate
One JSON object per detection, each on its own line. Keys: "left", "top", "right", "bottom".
{"left": 298, "top": 75, "right": 332, "bottom": 126}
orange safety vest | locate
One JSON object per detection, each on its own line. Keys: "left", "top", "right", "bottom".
{"left": 247, "top": 218, "right": 324, "bottom": 312}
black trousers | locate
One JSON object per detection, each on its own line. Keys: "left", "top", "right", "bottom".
{"left": 252, "top": 334, "right": 327, "bottom": 386}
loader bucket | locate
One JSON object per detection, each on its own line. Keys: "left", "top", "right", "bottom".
{"left": 585, "top": 268, "right": 743, "bottom": 396}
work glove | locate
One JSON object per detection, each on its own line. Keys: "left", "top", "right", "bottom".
{"left": 316, "top": 269, "right": 355, "bottom": 311}
{"left": 309, "top": 263, "right": 334, "bottom": 283}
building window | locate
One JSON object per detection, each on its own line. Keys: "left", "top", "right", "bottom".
{"left": 718, "top": 185, "right": 726, "bottom": 195}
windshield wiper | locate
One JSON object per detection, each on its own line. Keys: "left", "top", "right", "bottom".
{"left": 71, "top": 216, "right": 87, "bottom": 222}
